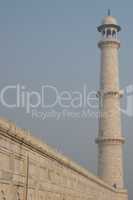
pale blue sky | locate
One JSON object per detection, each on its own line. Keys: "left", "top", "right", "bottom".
{"left": 0, "top": 0, "right": 132, "bottom": 198}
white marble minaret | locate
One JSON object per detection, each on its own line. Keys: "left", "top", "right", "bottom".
{"left": 96, "top": 11, "right": 125, "bottom": 189}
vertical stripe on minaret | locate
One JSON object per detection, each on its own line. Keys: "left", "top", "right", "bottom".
{"left": 96, "top": 13, "right": 125, "bottom": 189}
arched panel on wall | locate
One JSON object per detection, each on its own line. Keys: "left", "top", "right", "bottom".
{"left": 0, "top": 190, "right": 6, "bottom": 200}
{"left": 16, "top": 192, "right": 21, "bottom": 200}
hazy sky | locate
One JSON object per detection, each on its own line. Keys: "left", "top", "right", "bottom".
{"left": 0, "top": 0, "right": 132, "bottom": 199}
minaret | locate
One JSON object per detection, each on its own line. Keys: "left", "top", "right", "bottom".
{"left": 96, "top": 11, "right": 125, "bottom": 189}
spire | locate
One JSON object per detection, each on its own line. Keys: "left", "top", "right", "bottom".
{"left": 108, "top": 9, "right": 111, "bottom": 16}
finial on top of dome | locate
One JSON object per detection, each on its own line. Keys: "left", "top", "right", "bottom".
{"left": 108, "top": 9, "right": 111, "bottom": 16}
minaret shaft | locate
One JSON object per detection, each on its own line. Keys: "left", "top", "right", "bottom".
{"left": 96, "top": 15, "right": 125, "bottom": 189}
{"left": 99, "top": 42, "right": 119, "bottom": 91}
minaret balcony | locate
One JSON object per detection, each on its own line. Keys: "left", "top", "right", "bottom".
{"left": 96, "top": 90, "right": 123, "bottom": 98}
{"left": 95, "top": 136, "right": 125, "bottom": 145}
{"left": 98, "top": 39, "right": 120, "bottom": 48}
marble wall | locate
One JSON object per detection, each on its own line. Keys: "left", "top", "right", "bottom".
{"left": 0, "top": 118, "right": 128, "bottom": 200}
